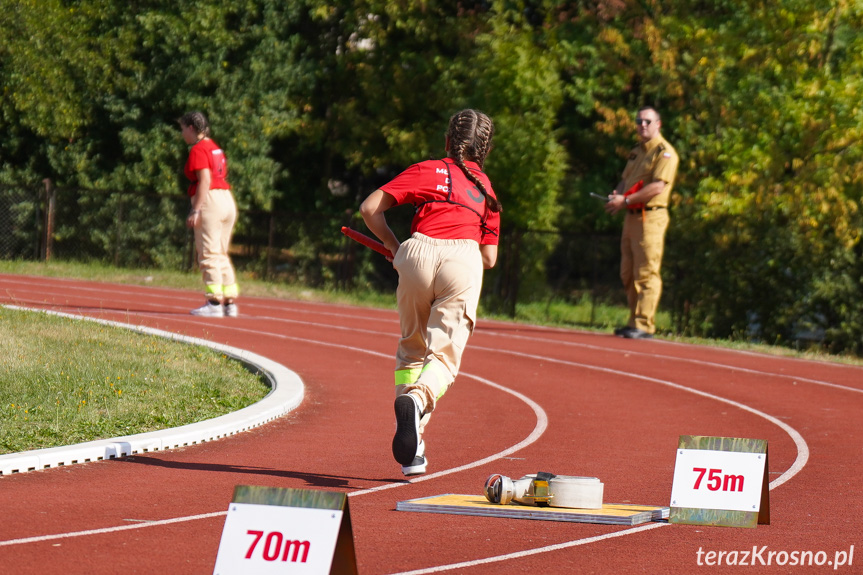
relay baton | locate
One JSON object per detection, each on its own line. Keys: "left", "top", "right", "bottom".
{"left": 589, "top": 192, "right": 610, "bottom": 202}
{"left": 340, "top": 226, "right": 394, "bottom": 258}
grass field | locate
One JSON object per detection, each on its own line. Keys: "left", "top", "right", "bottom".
{"left": 0, "top": 306, "right": 270, "bottom": 455}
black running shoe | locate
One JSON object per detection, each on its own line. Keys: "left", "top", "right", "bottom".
{"left": 614, "top": 325, "right": 635, "bottom": 337}
{"left": 392, "top": 394, "right": 421, "bottom": 466}
{"left": 623, "top": 328, "right": 654, "bottom": 339}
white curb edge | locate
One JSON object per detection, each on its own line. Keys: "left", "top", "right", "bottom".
{"left": 0, "top": 306, "right": 305, "bottom": 476}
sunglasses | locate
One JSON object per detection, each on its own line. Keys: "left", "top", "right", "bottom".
{"left": 635, "top": 118, "right": 653, "bottom": 126}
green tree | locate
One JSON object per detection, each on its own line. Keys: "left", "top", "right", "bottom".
{"left": 658, "top": 0, "right": 863, "bottom": 351}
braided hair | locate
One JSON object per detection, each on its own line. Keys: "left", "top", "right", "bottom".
{"left": 178, "top": 111, "right": 211, "bottom": 138}
{"left": 446, "top": 109, "right": 502, "bottom": 213}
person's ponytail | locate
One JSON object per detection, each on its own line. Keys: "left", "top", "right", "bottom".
{"left": 447, "top": 110, "right": 501, "bottom": 213}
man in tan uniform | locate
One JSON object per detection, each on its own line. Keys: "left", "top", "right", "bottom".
{"left": 605, "top": 106, "right": 679, "bottom": 339}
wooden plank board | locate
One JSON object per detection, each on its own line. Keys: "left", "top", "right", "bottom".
{"left": 397, "top": 494, "right": 669, "bottom": 526}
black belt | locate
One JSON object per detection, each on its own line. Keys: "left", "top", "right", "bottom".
{"left": 628, "top": 206, "right": 666, "bottom": 214}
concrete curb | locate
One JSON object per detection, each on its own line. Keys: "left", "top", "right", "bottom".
{"left": 0, "top": 307, "right": 304, "bottom": 476}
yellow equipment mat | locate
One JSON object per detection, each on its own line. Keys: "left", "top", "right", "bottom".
{"left": 396, "top": 494, "right": 669, "bottom": 526}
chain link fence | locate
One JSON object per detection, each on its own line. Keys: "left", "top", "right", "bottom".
{"left": 2, "top": 181, "right": 626, "bottom": 322}
{"left": 1, "top": 184, "right": 43, "bottom": 261}
{"left": 7, "top": 182, "right": 857, "bottom": 352}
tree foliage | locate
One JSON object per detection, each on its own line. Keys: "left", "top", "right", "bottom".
{"left": 656, "top": 0, "right": 863, "bottom": 351}
{"left": 1, "top": 0, "right": 862, "bottom": 353}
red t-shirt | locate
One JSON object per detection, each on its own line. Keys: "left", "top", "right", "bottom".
{"left": 184, "top": 138, "right": 230, "bottom": 196}
{"left": 379, "top": 159, "right": 500, "bottom": 245}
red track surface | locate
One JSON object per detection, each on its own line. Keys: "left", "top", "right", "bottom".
{"left": 1, "top": 273, "right": 861, "bottom": 574}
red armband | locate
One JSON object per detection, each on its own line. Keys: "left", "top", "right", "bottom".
{"left": 624, "top": 180, "right": 645, "bottom": 210}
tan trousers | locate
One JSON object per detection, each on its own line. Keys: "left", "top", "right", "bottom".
{"left": 193, "top": 188, "right": 238, "bottom": 300}
{"left": 620, "top": 209, "right": 669, "bottom": 334}
{"left": 393, "top": 233, "right": 483, "bottom": 435}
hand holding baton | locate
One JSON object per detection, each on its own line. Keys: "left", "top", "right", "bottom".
{"left": 340, "top": 226, "right": 394, "bottom": 258}
{"left": 592, "top": 180, "right": 643, "bottom": 204}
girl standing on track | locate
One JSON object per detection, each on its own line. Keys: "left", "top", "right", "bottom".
{"left": 360, "top": 109, "right": 502, "bottom": 476}
{"left": 179, "top": 111, "right": 240, "bottom": 318}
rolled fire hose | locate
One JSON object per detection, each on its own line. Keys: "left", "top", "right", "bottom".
{"left": 484, "top": 472, "right": 604, "bottom": 509}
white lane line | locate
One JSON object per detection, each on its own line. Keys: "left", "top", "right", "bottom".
{"left": 6, "top": 276, "right": 859, "bottom": 388}
{"left": 477, "top": 318, "right": 863, "bottom": 372}
{"left": 478, "top": 331, "right": 863, "bottom": 394}
{"left": 246, "top": 311, "right": 862, "bottom": 396}
{"left": 0, "top": 278, "right": 398, "bottom": 324}
{"left": 0, "top": 512, "right": 227, "bottom": 547}
{"left": 386, "top": 522, "right": 668, "bottom": 575}
{"left": 156, "top": 297, "right": 863, "bottom": 396}
{"left": 469, "top": 344, "right": 809, "bottom": 490}
{"left": 139, "top": 305, "right": 863, "bottom": 398}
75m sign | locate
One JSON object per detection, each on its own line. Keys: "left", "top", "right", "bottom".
{"left": 670, "top": 448, "right": 766, "bottom": 513}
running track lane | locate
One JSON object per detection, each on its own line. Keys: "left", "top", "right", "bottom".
{"left": 1, "top": 274, "right": 861, "bottom": 574}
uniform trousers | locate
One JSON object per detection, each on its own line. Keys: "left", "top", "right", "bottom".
{"left": 193, "top": 188, "right": 239, "bottom": 300}
{"left": 393, "top": 233, "right": 484, "bottom": 436}
{"left": 620, "top": 208, "right": 669, "bottom": 334}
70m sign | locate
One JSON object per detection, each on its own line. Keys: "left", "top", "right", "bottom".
{"left": 213, "top": 503, "right": 342, "bottom": 574}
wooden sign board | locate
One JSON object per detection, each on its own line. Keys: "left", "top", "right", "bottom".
{"left": 213, "top": 485, "right": 357, "bottom": 575}
{"left": 669, "top": 436, "right": 770, "bottom": 528}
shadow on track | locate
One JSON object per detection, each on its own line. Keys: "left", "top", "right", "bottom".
{"left": 116, "top": 456, "right": 406, "bottom": 488}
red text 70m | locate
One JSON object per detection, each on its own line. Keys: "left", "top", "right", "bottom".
{"left": 245, "top": 530, "right": 310, "bottom": 563}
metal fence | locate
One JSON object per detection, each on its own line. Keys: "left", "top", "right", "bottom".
{"left": 2, "top": 181, "right": 625, "bottom": 320}
{"left": 1, "top": 184, "right": 43, "bottom": 261}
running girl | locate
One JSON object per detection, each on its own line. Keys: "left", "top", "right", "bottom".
{"left": 360, "top": 109, "right": 501, "bottom": 475}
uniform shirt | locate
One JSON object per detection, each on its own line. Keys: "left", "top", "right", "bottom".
{"left": 184, "top": 138, "right": 230, "bottom": 197}
{"left": 380, "top": 158, "right": 500, "bottom": 245}
{"left": 621, "top": 135, "right": 679, "bottom": 208}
